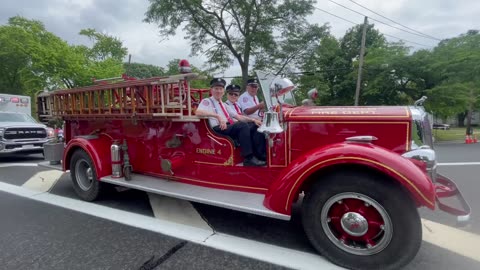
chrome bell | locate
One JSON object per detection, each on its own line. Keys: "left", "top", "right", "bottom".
{"left": 257, "top": 111, "right": 284, "bottom": 134}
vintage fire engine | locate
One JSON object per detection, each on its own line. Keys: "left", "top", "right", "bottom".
{"left": 38, "top": 61, "right": 470, "bottom": 270}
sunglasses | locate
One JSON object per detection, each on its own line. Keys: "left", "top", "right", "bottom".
{"left": 228, "top": 92, "right": 239, "bottom": 97}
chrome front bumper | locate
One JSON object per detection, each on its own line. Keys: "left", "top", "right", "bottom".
{"left": 435, "top": 173, "right": 471, "bottom": 227}
{"left": 0, "top": 139, "right": 49, "bottom": 154}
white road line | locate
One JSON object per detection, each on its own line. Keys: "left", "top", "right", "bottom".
{"left": 438, "top": 162, "right": 480, "bottom": 166}
{"left": 0, "top": 163, "right": 39, "bottom": 168}
{"left": 0, "top": 182, "right": 341, "bottom": 270}
{"left": 148, "top": 194, "right": 212, "bottom": 231}
{"left": 421, "top": 219, "right": 480, "bottom": 262}
{"left": 22, "top": 170, "right": 64, "bottom": 193}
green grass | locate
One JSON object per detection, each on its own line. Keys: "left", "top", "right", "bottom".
{"left": 433, "top": 127, "right": 477, "bottom": 142}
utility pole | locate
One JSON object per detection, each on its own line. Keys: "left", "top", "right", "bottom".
{"left": 354, "top": 16, "right": 368, "bottom": 106}
{"left": 126, "top": 54, "right": 132, "bottom": 76}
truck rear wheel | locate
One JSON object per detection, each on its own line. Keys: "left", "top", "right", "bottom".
{"left": 70, "top": 149, "right": 107, "bottom": 201}
{"left": 302, "top": 171, "right": 421, "bottom": 270}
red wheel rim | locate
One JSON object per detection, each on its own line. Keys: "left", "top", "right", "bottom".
{"left": 321, "top": 192, "right": 393, "bottom": 255}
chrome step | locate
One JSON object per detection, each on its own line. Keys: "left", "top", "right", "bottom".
{"left": 38, "top": 161, "right": 65, "bottom": 171}
{"left": 100, "top": 174, "right": 290, "bottom": 221}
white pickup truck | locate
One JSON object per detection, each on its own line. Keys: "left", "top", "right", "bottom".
{"left": 0, "top": 94, "right": 53, "bottom": 155}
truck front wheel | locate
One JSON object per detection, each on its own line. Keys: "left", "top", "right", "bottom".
{"left": 70, "top": 149, "right": 107, "bottom": 201}
{"left": 302, "top": 171, "right": 422, "bottom": 270}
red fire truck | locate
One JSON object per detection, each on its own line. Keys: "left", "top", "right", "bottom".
{"left": 38, "top": 61, "right": 470, "bottom": 270}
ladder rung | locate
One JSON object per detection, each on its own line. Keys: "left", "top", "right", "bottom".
{"left": 152, "top": 113, "right": 183, "bottom": 117}
{"left": 164, "top": 104, "right": 186, "bottom": 109}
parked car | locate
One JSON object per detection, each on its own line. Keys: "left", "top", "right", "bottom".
{"left": 433, "top": 123, "right": 450, "bottom": 130}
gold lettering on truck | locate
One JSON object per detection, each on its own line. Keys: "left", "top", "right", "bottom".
{"left": 196, "top": 148, "right": 216, "bottom": 155}
{"left": 311, "top": 108, "right": 377, "bottom": 115}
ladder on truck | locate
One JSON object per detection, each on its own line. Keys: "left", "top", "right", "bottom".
{"left": 39, "top": 73, "right": 210, "bottom": 122}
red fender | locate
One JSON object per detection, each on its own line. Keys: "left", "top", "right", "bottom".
{"left": 264, "top": 142, "right": 436, "bottom": 215}
{"left": 63, "top": 135, "right": 113, "bottom": 179}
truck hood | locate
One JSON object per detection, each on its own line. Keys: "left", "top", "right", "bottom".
{"left": 0, "top": 122, "right": 47, "bottom": 128}
{"left": 284, "top": 106, "right": 411, "bottom": 121}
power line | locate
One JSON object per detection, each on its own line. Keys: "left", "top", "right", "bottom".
{"left": 216, "top": 67, "right": 356, "bottom": 79}
{"left": 315, "top": 7, "right": 433, "bottom": 48}
{"left": 288, "top": 67, "right": 355, "bottom": 75}
{"left": 315, "top": 7, "right": 359, "bottom": 25}
{"left": 327, "top": 0, "right": 441, "bottom": 42}
{"left": 345, "top": 0, "right": 441, "bottom": 41}
{"left": 382, "top": 33, "right": 433, "bottom": 48}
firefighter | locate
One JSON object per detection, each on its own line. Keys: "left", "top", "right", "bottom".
{"left": 225, "top": 84, "right": 244, "bottom": 115}
{"left": 301, "top": 88, "right": 318, "bottom": 106}
{"left": 225, "top": 84, "right": 266, "bottom": 161}
{"left": 239, "top": 78, "right": 265, "bottom": 120}
{"left": 195, "top": 78, "right": 265, "bottom": 167}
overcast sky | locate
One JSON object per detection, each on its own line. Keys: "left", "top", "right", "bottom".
{"left": 1, "top": 0, "right": 478, "bottom": 78}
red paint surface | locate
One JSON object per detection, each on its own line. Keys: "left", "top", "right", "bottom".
{"left": 62, "top": 105, "right": 437, "bottom": 214}
{"left": 264, "top": 142, "right": 435, "bottom": 215}
{"left": 328, "top": 198, "right": 384, "bottom": 246}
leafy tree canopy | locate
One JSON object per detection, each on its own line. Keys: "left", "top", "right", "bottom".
{"left": 144, "top": 0, "right": 328, "bottom": 87}
{"left": 0, "top": 16, "right": 128, "bottom": 94}
{"left": 124, "top": 62, "right": 165, "bottom": 79}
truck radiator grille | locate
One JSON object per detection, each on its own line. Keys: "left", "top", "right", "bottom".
{"left": 3, "top": 128, "right": 47, "bottom": 139}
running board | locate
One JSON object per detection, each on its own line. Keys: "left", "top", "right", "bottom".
{"left": 100, "top": 174, "right": 291, "bottom": 221}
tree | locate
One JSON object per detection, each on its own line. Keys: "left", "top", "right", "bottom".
{"left": 360, "top": 42, "right": 416, "bottom": 105}
{"left": 70, "top": 28, "right": 128, "bottom": 87}
{"left": 0, "top": 16, "right": 128, "bottom": 94}
{"left": 144, "top": 0, "right": 327, "bottom": 87}
{"left": 0, "top": 23, "right": 32, "bottom": 94}
{"left": 164, "top": 59, "right": 211, "bottom": 88}
{"left": 296, "top": 33, "right": 352, "bottom": 105}
{"left": 340, "top": 23, "right": 386, "bottom": 63}
{"left": 124, "top": 62, "right": 165, "bottom": 79}
{"left": 426, "top": 30, "right": 480, "bottom": 131}
{"left": 79, "top": 28, "right": 128, "bottom": 62}
{"left": 295, "top": 23, "right": 387, "bottom": 105}
{"left": 0, "top": 16, "right": 77, "bottom": 94}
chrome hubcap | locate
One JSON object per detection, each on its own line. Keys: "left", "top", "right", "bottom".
{"left": 75, "top": 159, "right": 94, "bottom": 191}
{"left": 340, "top": 212, "right": 368, "bottom": 237}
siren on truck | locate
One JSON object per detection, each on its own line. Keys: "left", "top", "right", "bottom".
{"left": 178, "top": 59, "right": 192, "bottom": 73}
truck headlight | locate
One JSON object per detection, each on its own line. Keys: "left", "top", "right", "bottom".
{"left": 402, "top": 145, "right": 437, "bottom": 182}
{"left": 0, "top": 128, "right": 4, "bottom": 137}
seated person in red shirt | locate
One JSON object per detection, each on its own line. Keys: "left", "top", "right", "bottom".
{"left": 195, "top": 78, "right": 265, "bottom": 167}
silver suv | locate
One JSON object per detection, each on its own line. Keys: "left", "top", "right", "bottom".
{"left": 0, "top": 112, "right": 52, "bottom": 155}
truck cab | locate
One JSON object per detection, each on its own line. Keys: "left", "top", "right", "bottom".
{"left": 38, "top": 65, "right": 470, "bottom": 270}
{"left": 0, "top": 94, "right": 53, "bottom": 155}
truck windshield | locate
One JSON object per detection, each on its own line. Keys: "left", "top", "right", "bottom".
{"left": 0, "top": 113, "right": 37, "bottom": 123}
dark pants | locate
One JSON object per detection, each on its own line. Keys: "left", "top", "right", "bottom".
{"left": 213, "top": 122, "right": 253, "bottom": 158}
{"left": 248, "top": 122, "right": 266, "bottom": 160}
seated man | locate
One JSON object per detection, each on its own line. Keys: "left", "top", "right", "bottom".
{"left": 301, "top": 88, "right": 318, "bottom": 106}
{"left": 195, "top": 78, "right": 265, "bottom": 167}
{"left": 239, "top": 78, "right": 265, "bottom": 120}
{"left": 225, "top": 84, "right": 266, "bottom": 161}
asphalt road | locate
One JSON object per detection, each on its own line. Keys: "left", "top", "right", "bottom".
{"left": 0, "top": 143, "right": 480, "bottom": 270}
{"left": 0, "top": 191, "right": 284, "bottom": 270}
